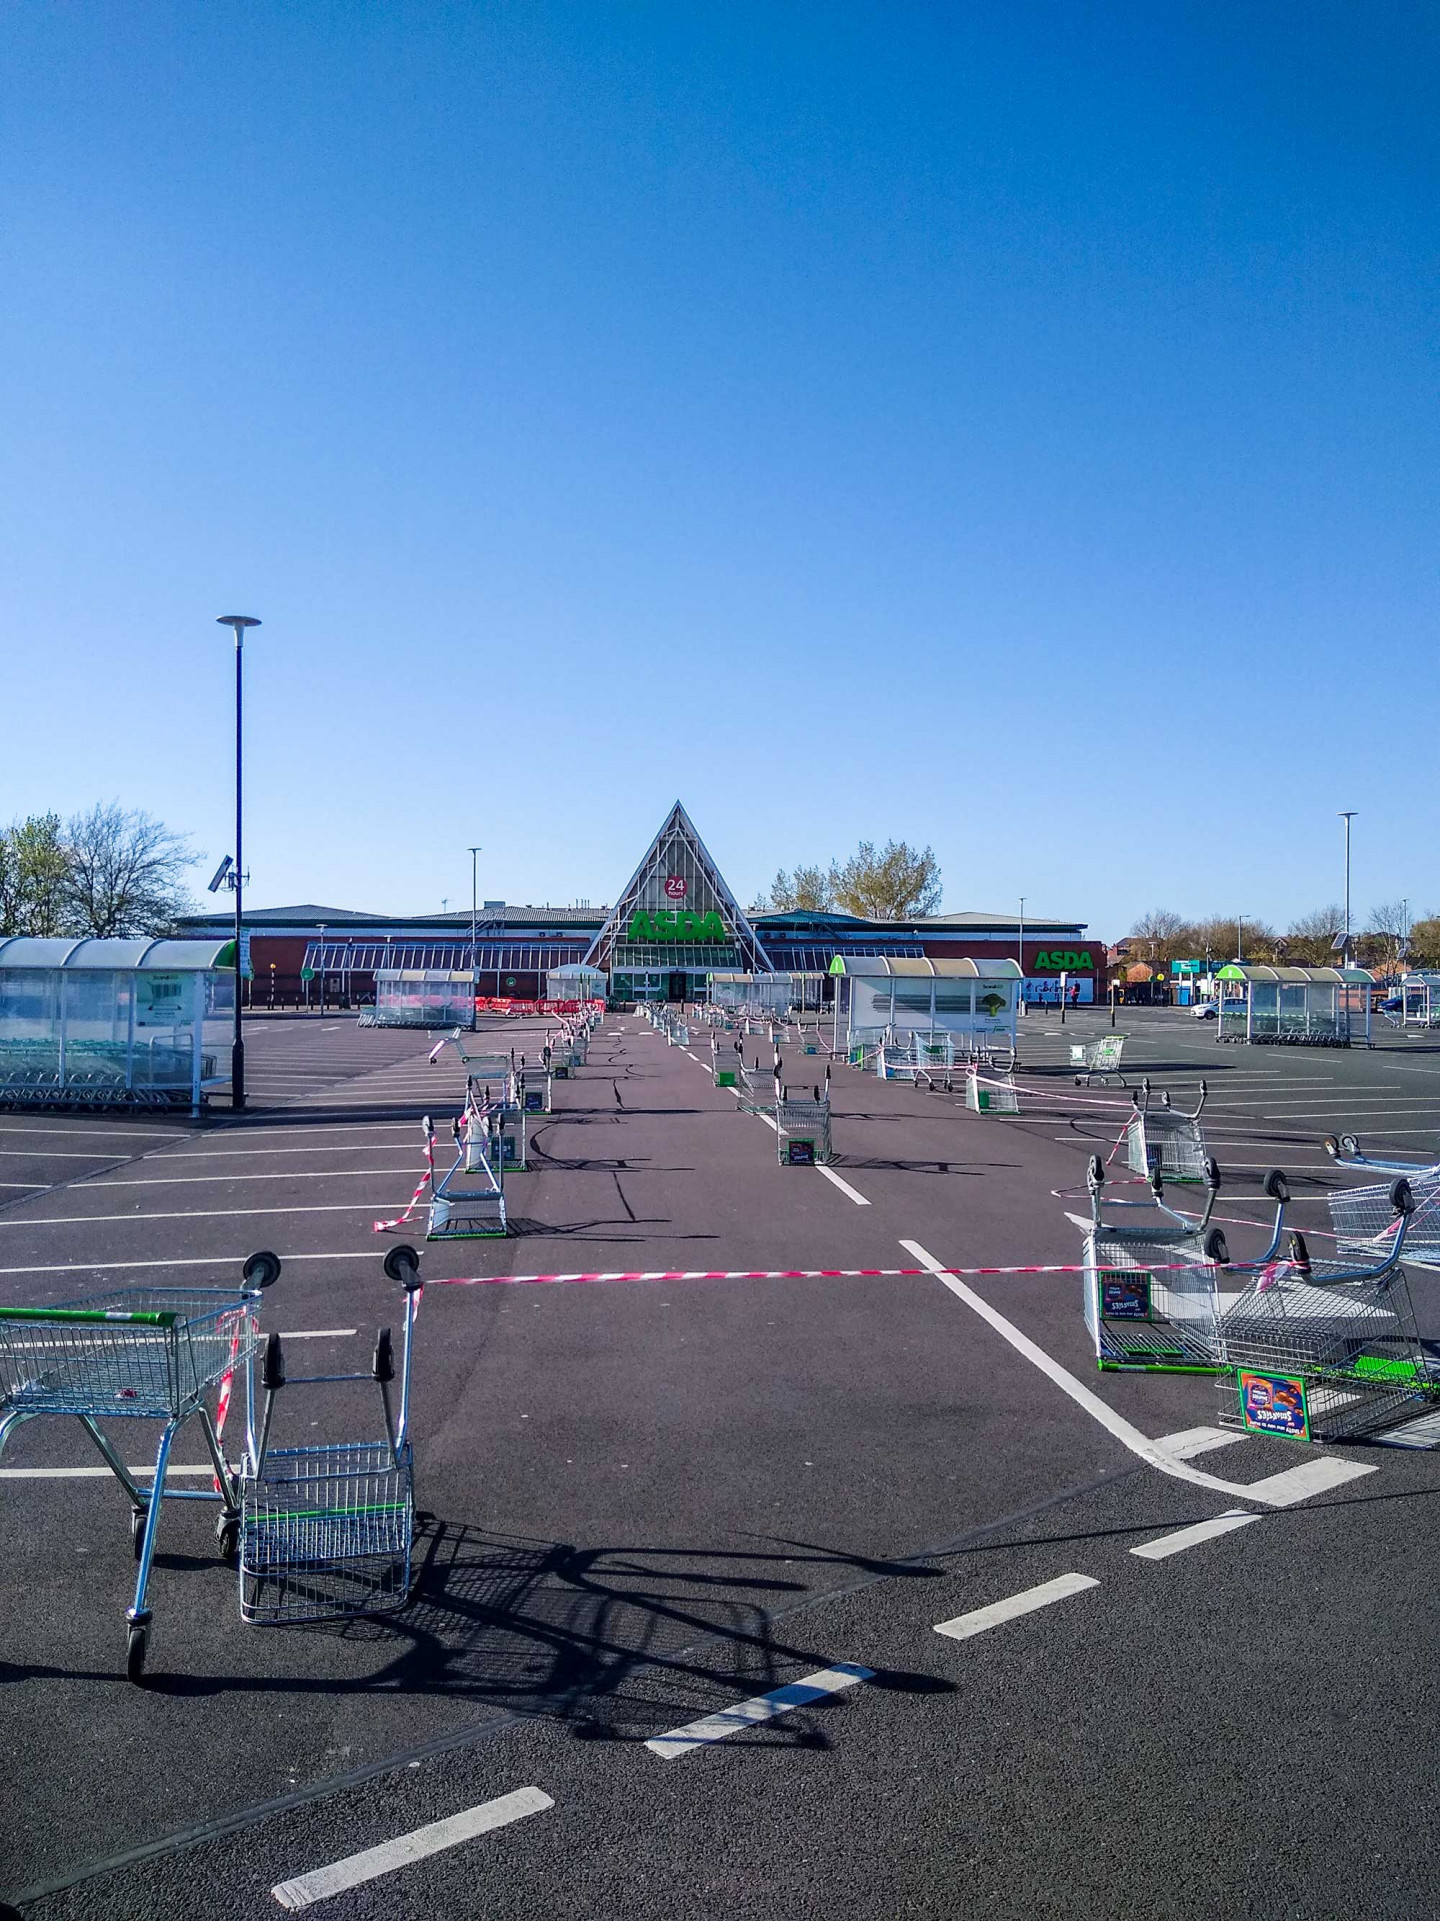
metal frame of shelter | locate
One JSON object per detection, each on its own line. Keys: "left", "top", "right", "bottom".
{"left": 0, "top": 937, "right": 237, "bottom": 1114}
{"left": 1397, "top": 973, "right": 1440, "bottom": 1030}
{"left": 830, "top": 956, "right": 1022, "bottom": 1054}
{"left": 584, "top": 801, "right": 770, "bottom": 1000}
{"left": 1214, "top": 965, "right": 1374, "bottom": 1047}
{"left": 364, "top": 970, "right": 477, "bottom": 1031}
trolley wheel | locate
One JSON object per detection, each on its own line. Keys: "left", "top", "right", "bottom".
{"left": 1340, "top": 1133, "right": 1360, "bottom": 1159}
{"left": 1323, "top": 1136, "right": 1341, "bottom": 1161}
{"left": 216, "top": 1512, "right": 240, "bottom": 1561}
{"left": 1074, "top": 1074, "right": 1083, "bottom": 1087}
{"left": 130, "top": 1507, "right": 147, "bottom": 1560}
{"left": 125, "top": 1622, "right": 149, "bottom": 1683}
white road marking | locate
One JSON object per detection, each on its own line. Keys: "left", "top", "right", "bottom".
{"left": 933, "top": 1572, "right": 1099, "bottom": 1640}
{"left": 1154, "top": 1427, "right": 1249, "bottom": 1461}
{"left": 81, "top": 1168, "right": 421, "bottom": 1188}
{"left": 145, "top": 1140, "right": 424, "bottom": 1159}
{"left": 817, "top": 1165, "right": 870, "bottom": 1205}
{"left": 281, "top": 1328, "right": 357, "bottom": 1340}
{"left": 0, "top": 1202, "right": 410, "bottom": 1227}
{"left": 1241, "top": 1458, "right": 1376, "bottom": 1505}
{"left": 271, "top": 1785, "right": 554, "bottom": 1910}
{"left": 0, "top": 1149, "right": 130, "bottom": 1160}
{"left": 0, "top": 1464, "right": 217, "bottom": 1480}
{"left": 0, "top": 1250, "right": 385, "bottom": 1275}
{"left": 899, "top": 1239, "right": 1329, "bottom": 1509}
{"left": 0, "top": 1125, "right": 180, "bottom": 1141}
{"left": 645, "top": 1663, "right": 873, "bottom": 1758}
{"left": 1130, "top": 1509, "right": 1260, "bottom": 1560}
{"left": 0, "top": 1181, "right": 49, "bottom": 1190}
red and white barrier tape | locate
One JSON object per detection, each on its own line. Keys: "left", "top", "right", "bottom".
{"left": 372, "top": 1133, "right": 435, "bottom": 1233}
{"left": 432, "top": 1260, "right": 1208, "bottom": 1289}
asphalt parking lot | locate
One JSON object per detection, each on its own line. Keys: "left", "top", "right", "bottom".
{"left": 1, "top": 1009, "right": 1437, "bottom": 1919}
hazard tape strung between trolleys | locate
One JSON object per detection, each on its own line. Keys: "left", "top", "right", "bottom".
{"left": 431, "top": 1261, "right": 1211, "bottom": 1290}
{"left": 372, "top": 1127, "right": 436, "bottom": 1234}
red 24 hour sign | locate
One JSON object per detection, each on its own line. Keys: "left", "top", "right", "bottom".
{"left": 664, "top": 876, "right": 688, "bottom": 900}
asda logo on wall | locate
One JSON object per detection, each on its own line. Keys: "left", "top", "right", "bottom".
{"left": 1033, "top": 950, "right": 1094, "bottom": 971}
{"left": 627, "top": 908, "right": 727, "bottom": 943}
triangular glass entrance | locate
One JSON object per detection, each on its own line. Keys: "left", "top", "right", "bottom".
{"left": 584, "top": 801, "right": 770, "bottom": 980}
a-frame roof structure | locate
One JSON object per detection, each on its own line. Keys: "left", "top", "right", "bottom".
{"left": 584, "top": 801, "right": 771, "bottom": 973}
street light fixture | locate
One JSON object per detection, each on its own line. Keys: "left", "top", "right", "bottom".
{"left": 216, "top": 616, "right": 260, "bottom": 1108}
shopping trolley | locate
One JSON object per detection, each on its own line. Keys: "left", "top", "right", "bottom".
{"left": 1071, "top": 1034, "right": 1128, "bottom": 1087}
{"left": 240, "top": 1244, "right": 421, "bottom": 1623}
{"left": 1322, "top": 1136, "right": 1440, "bottom": 1269}
{"left": 711, "top": 1037, "right": 741, "bottom": 1089}
{"left": 427, "top": 1114, "right": 508, "bottom": 1239}
{"left": 518, "top": 1055, "right": 553, "bottom": 1115}
{"left": 1072, "top": 1157, "right": 1282, "bottom": 1373}
{"left": 1122, "top": 1079, "right": 1209, "bottom": 1182}
{"left": 964, "top": 1064, "right": 1019, "bottom": 1113}
{"left": 775, "top": 1068, "right": 833, "bottom": 1165}
{"left": 1205, "top": 1182, "right": 1440, "bottom": 1441}
{"left": 0, "top": 1252, "right": 281, "bottom": 1681}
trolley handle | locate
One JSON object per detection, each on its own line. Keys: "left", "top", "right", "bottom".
{"left": 0, "top": 1305, "right": 179, "bottom": 1327}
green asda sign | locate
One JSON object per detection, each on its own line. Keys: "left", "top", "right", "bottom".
{"left": 1034, "top": 949, "right": 1093, "bottom": 970}
{"left": 627, "top": 908, "right": 727, "bottom": 943}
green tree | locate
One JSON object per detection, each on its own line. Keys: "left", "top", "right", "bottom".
{"left": 0, "top": 814, "right": 71, "bottom": 934}
{"left": 830, "top": 840, "right": 941, "bottom": 919}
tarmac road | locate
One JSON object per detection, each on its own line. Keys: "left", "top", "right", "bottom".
{"left": 1, "top": 1011, "right": 1436, "bottom": 1918}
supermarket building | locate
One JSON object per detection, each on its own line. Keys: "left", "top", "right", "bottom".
{"left": 179, "top": 801, "right": 1095, "bottom": 1007}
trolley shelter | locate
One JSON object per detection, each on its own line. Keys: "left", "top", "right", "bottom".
{"left": 1398, "top": 973, "right": 1440, "bottom": 1030}
{"left": 0, "top": 937, "right": 236, "bottom": 1113}
{"left": 544, "top": 964, "right": 607, "bottom": 1006}
{"left": 707, "top": 972, "right": 824, "bottom": 1017}
{"left": 1215, "top": 965, "right": 1374, "bottom": 1047}
{"left": 831, "top": 956, "right": 1021, "bottom": 1051}
{"left": 367, "top": 969, "right": 477, "bottom": 1030}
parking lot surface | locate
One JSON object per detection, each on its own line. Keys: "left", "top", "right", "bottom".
{"left": 2, "top": 1009, "right": 1437, "bottom": 1918}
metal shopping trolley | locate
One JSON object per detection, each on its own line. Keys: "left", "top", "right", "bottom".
{"left": 1206, "top": 1182, "right": 1440, "bottom": 1441}
{"left": 0, "top": 1252, "right": 281, "bottom": 1680}
{"left": 775, "top": 1067, "right": 833, "bottom": 1165}
{"left": 964, "top": 1064, "right": 1020, "bottom": 1113}
{"left": 1322, "top": 1135, "right": 1440, "bottom": 1270}
{"left": 240, "top": 1244, "right": 422, "bottom": 1624}
{"left": 1071, "top": 1033, "right": 1128, "bottom": 1087}
{"left": 1071, "top": 1157, "right": 1285, "bottom": 1373}
{"left": 1122, "top": 1079, "right": 1210, "bottom": 1182}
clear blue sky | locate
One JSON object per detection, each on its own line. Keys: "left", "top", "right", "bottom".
{"left": 2, "top": 3, "right": 1435, "bottom": 937}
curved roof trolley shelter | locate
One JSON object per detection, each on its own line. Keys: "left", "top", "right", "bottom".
{"left": 0, "top": 937, "right": 236, "bottom": 1114}
{"left": 365, "top": 970, "right": 477, "bottom": 1031}
{"left": 545, "top": 964, "right": 607, "bottom": 1006}
{"left": 832, "top": 956, "right": 1022, "bottom": 1055}
{"left": 1215, "top": 965, "right": 1374, "bottom": 1047}
{"left": 1399, "top": 973, "right": 1440, "bottom": 1030}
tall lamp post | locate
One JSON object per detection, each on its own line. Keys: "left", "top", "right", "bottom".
{"left": 216, "top": 616, "right": 260, "bottom": 1108}
{"left": 469, "top": 846, "right": 483, "bottom": 1014}
{"left": 1017, "top": 896, "right": 1026, "bottom": 1018}
{"left": 1338, "top": 811, "right": 1358, "bottom": 967}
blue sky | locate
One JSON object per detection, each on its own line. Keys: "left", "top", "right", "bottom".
{"left": 1, "top": 3, "right": 1435, "bottom": 936}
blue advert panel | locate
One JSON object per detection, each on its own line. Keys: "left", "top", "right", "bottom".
{"left": 1237, "top": 1369, "right": 1310, "bottom": 1442}
{"left": 1099, "top": 1271, "right": 1152, "bottom": 1321}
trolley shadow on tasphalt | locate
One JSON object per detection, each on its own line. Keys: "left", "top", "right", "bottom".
{"left": 0, "top": 1250, "right": 281, "bottom": 1681}
{"left": 239, "top": 1243, "right": 423, "bottom": 1625}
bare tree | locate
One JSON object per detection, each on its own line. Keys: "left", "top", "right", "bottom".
{"left": 1128, "top": 909, "right": 1191, "bottom": 965}
{"left": 830, "top": 840, "right": 941, "bottom": 919}
{"left": 1285, "top": 905, "right": 1346, "bottom": 965}
{"left": 64, "top": 803, "right": 198, "bottom": 937}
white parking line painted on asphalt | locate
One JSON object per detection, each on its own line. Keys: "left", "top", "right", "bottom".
{"left": 0, "top": 1124, "right": 181, "bottom": 1141}
{"left": 81, "top": 1169, "right": 422, "bottom": 1188}
{"left": 0, "top": 1201, "right": 409, "bottom": 1227}
{"left": 271, "top": 1785, "right": 554, "bottom": 1910}
{"left": 899, "top": 1239, "right": 1320, "bottom": 1509}
{"left": 0, "top": 1181, "right": 49, "bottom": 1190}
{"left": 817, "top": 1165, "right": 870, "bottom": 1205}
{"left": 1240, "top": 1458, "right": 1376, "bottom": 1505}
{"left": 933, "top": 1572, "right": 1099, "bottom": 1640}
{"left": 0, "top": 1149, "right": 132, "bottom": 1160}
{"left": 146, "top": 1139, "right": 424, "bottom": 1158}
{"left": 0, "top": 1250, "right": 385, "bottom": 1275}
{"left": 281, "top": 1328, "right": 358, "bottom": 1339}
{"left": 1154, "top": 1427, "right": 1249, "bottom": 1461}
{"left": 1130, "top": 1509, "right": 1260, "bottom": 1560}
{"left": 645, "top": 1663, "right": 874, "bottom": 1759}
{"left": 0, "top": 1464, "right": 217, "bottom": 1480}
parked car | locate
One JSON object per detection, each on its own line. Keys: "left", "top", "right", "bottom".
{"left": 1191, "top": 1000, "right": 1218, "bottom": 1020}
